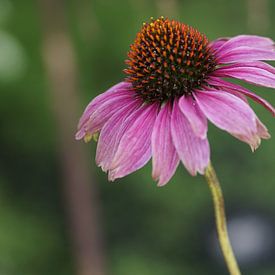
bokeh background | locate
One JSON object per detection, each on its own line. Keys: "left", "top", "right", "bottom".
{"left": 0, "top": 0, "right": 274, "bottom": 274}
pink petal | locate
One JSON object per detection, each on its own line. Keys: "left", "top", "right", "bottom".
{"left": 217, "top": 46, "right": 275, "bottom": 63}
{"left": 77, "top": 82, "right": 132, "bottom": 130}
{"left": 151, "top": 103, "right": 180, "bottom": 186}
{"left": 231, "top": 118, "right": 270, "bottom": 151}
{"left": 215, "top": 35, "right": 274, "bottom": 56}
{"left": 227, "top": 61, "right": 275, "bottom": 74}
{"left": 194, "top": 90, "right": 258, "bottom": 147}
{"left": 178, "top": 95, "right": 208, "bottom": 138}
{"left": 171, "top": 100, "right": 210, "bottom": 176}
{"left": 206, "top": 79, "right": 271, "bottom": 150}
{"left": 96, "top": 99, "right": 142, "bottom": 171}
{"left": 76, "top": 86, "right": 136, "bottom": 140}
{"left": 108, "top": 103, "right": 159, "bottom": 181}
{"left": 209, "top": 37, "right": 229, "bottom": 51}
{"left": 256, "top": 119, "right": 270, "bottom": 140}
{"left": 208, "top": 77, "right": 275, "bottom": 116}
{"left": 213, "top": 64, "right": 275, "bottom": 88}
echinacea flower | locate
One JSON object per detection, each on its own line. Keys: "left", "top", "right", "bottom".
{"left": 76, "top": 17, "right": 275, "bottom": 186}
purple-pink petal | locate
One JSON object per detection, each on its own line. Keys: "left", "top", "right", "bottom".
{"left": 75, "top": 85, "right": 135, "bottom": 140}
{"left": 96, "top": 99, "right": 142, "bottom": 171}
{"left": 226, "top": 61, "right": 275, "bottom": 74}
{"left": 256, "top": 119, "right": 271, "bottom": 140}
{"left": 151, "top": 103, "right": 179, "bottom": 186}
{"left": 213, "top": 64, "right": 275, "bottom": 89}
{"left": 208, "top": 77, "right": 275, "bottom": 116}
{"left": 179, "top": 95, "right": 208, "bottom": 138}
{"left": 231, "top": 118, "right": 270, "bottom": 151}
{"left": 215, "top": 35, "right": 274, "bottom": 56}
{"left": 209, "top": 37, "right": 229, "bottom": 51}
{"left": 216, "top": 46, "right": 275, "bottom": 63}
{"left": 171, "top": 100, "right": 210, "bottom": 176}
{"left": 108, "top": 103, "right": 159, "bottom": 181}
{"left": 77, "top": 82, "right": 132, "bottom": 130}
{"left": 194, "top": 90, "right": 259, "bottom": 147}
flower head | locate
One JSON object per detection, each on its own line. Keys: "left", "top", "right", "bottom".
{"left": 124, "top": 17, "right": 216, "bottom": 102}
{"left": 76, "top": 17, "right": 275, "bottom": 186}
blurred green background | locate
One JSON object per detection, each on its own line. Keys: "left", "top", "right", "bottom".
{"left": 0, "top": 0, "right": 274, "bottom": 274}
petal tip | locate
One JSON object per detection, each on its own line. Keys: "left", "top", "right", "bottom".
{"left": 75, "top": 130, "right": 85, "bottom": 140}
{"left": 156, "top": 178, "right": 169, "bottom": 187}
{"left": 157, "top": 182, "right": 167, "bottom": 187}
{"left": 108, "top": 170, "right": 117, "bottom": 181}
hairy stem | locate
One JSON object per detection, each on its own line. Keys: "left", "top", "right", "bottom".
{"left": 205, "top": 163, "right": 241, "bottom": 275}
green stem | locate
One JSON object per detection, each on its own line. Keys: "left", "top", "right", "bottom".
{"left": 204, "top": 163, "right": 241, "bottom": 275}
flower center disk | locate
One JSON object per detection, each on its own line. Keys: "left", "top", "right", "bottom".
{"left": 124, "top": 17, "right": 217, "bottom": 103}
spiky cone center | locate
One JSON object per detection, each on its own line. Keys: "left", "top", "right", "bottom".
{"left": 124, "top": 17, "right": 217, "bottom": 103}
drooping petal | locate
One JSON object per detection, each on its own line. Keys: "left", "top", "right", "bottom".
{"left": 256, "top": 118, "right": 271, "bottom": 140}
{"left": 231, "top": 118, "right": 270, "bottom": 151}
{"left": 178, "top": 95, "right": 208, "bottom": 138}
{"left": 96, "top": 99, "right": 142, "bottom": 171}
{"left": 216, "top": 46, "right": 275, "bottom": 63}
{"left": 206, "top": 79, "right": 271, "bottom": 150}
{"left": 209, "top": 37, "right": 229, "bottom": 51}
{"left": 76, "top": 85, "right": 136, "bottom": 140}
{"left": 215, "top": 35, "right": 274, "bottom": 56}
{"left": 108, "top": 103, "right": 159, "bottom": 181}
{"left": 194, "top": 90, "right": 259, "bottom": 147}
{"left": 213, "top": 64, "right": 275, "bottom": 89}
{"left": 77, "top": 82, "right": 132, "bottom": 130}
{"left": 207, "top": 76, "right": 275, "bottom": 116}
{"left": 151, "top": 103, "right": 180, "bottom": 186}
{"left": 226, "top": 61, "right": 275, "bottom": 74}
{"left": 171, "top": 100, "right": 210, "bottom": 176}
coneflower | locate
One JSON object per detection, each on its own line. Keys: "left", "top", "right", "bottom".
{"left": 76, "top": 17, "right": 274, "bottom": 185}
{"left": 76, "top": 17, "right": 275, "bottom": 275}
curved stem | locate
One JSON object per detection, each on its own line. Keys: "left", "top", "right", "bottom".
{"left": 204, "top": 163, "right": 241, "bottom": 275}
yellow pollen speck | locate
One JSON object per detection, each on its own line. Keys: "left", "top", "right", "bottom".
{"left": 84, "top": 133, "right": 92, "bottom": 143}
{"left": 92, "top": 132, "right": 99, "bottom": 142}
{"left": 84, "top": 132, "right": 99, "bottom": 143}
